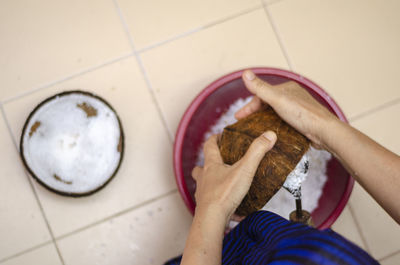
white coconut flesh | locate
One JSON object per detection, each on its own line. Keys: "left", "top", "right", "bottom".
{"left": 283, "top": 154, "right": 310, "bottom": 198}
{"left": 22, "top": 93, "right": 122, "bottom": 195}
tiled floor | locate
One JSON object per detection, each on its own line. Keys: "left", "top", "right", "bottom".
{"left": 0, "top": 0, "right": 399, "bottom": 264}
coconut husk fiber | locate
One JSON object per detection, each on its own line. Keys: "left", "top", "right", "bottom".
{"left": 218, "top": 105, "right": 310, "bottom": 216}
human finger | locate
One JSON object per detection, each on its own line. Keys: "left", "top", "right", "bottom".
{"left": 203, "top": 135, "right": 223, "bottom": 165}
{"left": 242, "top": 70, "right": 278, "bottom": 105}
{"left": 234, "top": 96, "right": 263, "bottom": 120}
{"left": 236, "top": 131, "right": 277, "bottom": 176}
{"left": 192, "top": 166, "right": 203, "bottom": 181}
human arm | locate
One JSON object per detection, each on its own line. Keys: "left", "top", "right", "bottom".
{"left": 181, "top": 132, "right": 277, "bottom": 265}
{"left": 322, "top": 118, "right": 400, "bottom": 223}
{"left": 237, "top": 70, "right": 400, "bottom": 224}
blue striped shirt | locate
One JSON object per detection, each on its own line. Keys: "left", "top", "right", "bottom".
{"left": 165, "top": 211, "right": 378, "bottom": 265}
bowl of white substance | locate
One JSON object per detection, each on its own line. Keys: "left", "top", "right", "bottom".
{"left": 20, "top": 91, "right": 124, "bottom": 196}
{"left": 174, "top": 68, "right": 354, "bottom": 229}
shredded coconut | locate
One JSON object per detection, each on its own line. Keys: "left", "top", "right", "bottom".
{"left": 195, "top": 97, "right": 252, "bottom": 166}
{"left": 22, "top": 93, "right": 122, "bottom": 194}
{"left": 263, "top": 147, "right": 330, "bottom": 218}
{"left": 283, "top": 154, "right": 309, "bottom": 198}
{"left": 195, "top": 96, "right": 330, "bottom": 219}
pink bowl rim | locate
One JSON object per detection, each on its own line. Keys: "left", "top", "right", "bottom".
{"left": 173, "top": 67, "right": 355, "bottom": 229}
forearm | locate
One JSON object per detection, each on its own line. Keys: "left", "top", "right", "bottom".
{"left": 322, "top": 119, "right": 400, "bottom": 223}
{"left": 181, "top": 206, "right": 227, "bottom": 265}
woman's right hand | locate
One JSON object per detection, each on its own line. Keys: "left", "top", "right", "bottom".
{"left": 236, "top": 70, "right": 400, "bottom": 224}
{"left": 235, "top": 70, "right": 339, "bottom": 150}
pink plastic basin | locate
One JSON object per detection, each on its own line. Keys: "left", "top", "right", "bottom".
{"left": 173, "top": 67, "right": 354, "bottom": 229}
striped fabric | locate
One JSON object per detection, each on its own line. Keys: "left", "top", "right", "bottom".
{"left": 165, "top": 211, "right": 379, "bottom": 265}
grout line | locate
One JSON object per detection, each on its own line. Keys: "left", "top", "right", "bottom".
{"left": 0, "top": 105, "right": 65, "bottom": 265}
{"left": 265, "top": 0, "right": 285, "bottom": 6}
{"left": 133, "top": 56, "right": 174, "bottom": 141}
{"left": 2, "top": 53, "right": 134, "bottom": 104}
{"left": 0, "top": 108, "right": 178, "bottom": 261}
{"left": 112, "top": 0, "right": 174, "bottom": 142}
{"left": 137, "top": 4, "right": 262, "bottom": 54}
{"left": 349, "top": 97, "right": 400, "bottom": 122}
{"left": 379, "top": 248, "right": 400, "bottom": 262}
{"left": 3, "top": 3, "right": 262, "bottom": 107}
{"left": 0, "top": 240, "right": 53, "bottom": 264}
{"left": 347, "top": 203, "right": 371, "bottom": 254}
{"left": 113, "top": 1, "right": 263, "bottom": 142}
{"left": 0, "top": 4, "right": 268, "bottom": 261}
{"left": 0, "top": 187, "right": 178, "bottom": 264}
{"left": 137, "top": 26, "right": 203, "bottom": 54}
{"left": 112, "top": 0, "right": 135, "bottom": 52}
{"left": 262, "top": 0, "right": 294, "bottom": 71}
{"left": 0, "top": 105, "right": 17, "bottom": 148}
{"left": 181, "top": 5, "right": 262, "bottom": 36}
{"left": 56, "top": 189, "right": 178, "bottom": 241}
{"left": 4, "top": 3, "right": 262, "bottom": 107}
{"left": 2, "top": 91, "right": 177, "bottom": 261}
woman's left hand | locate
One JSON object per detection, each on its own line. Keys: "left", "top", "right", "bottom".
{"left": 181, "top": 131, "right": 277, "bottom": 265}
{"left": 192, "top": 131, "right": 277, "bottom": 221}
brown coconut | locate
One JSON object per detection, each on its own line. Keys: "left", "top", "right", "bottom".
{"left": 218, "top": 105, "right": 310, "bottom": 216}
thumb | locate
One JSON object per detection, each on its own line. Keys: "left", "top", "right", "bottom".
{"left": 236, "top": 131, "right": 277, "bottom": 175}
{"left": 242, "top": 70, "right": 278, "bottom": 104}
